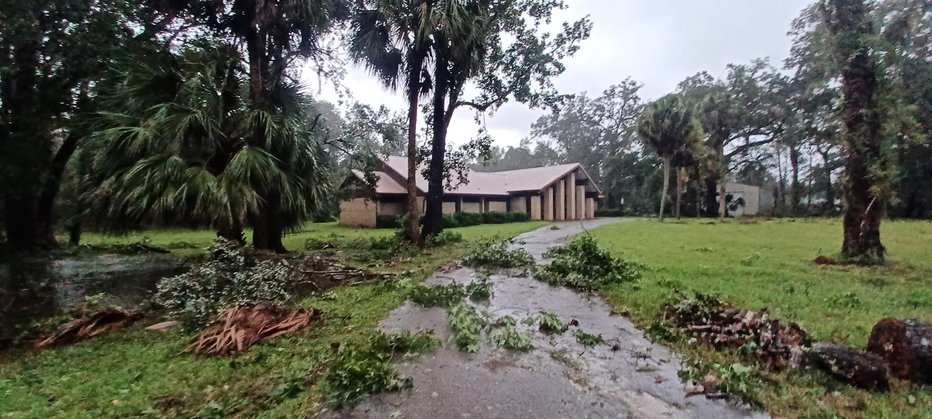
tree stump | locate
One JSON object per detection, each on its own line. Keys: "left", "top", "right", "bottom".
{"left": 867, "top": 318, "right": 932, "bottom": 383}
{"left": 808, "top": 344, "right": 890, "bottom": 391}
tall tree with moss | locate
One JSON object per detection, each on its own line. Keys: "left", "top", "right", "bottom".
{"left": 823, "top": 0, "right": 888, "bottom": 262}
{"left": 637, "top": 95, "right": 703, "bottom": 221}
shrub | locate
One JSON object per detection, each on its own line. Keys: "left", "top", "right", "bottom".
{"left": 424, "top": 230, "right": 463, "bottom": 246}
{"left": 535, "top": 236, "right": 641, "bottom": 291}
{"left": 481, "top": 211, "right": 529, "bottom": 224}
{"left": 452, "top": 212, "right": 482, "bottom": 227}
{"left": 155, "top": 238, "right": 294, "bottom": 327}
{"left": 594, "top": 208, "right": 625, "bottom": 217}
{"left": 462, "top": 238, "right": 535, "bottom": 269}
{"left": 375, "top": 214, "right": 401, "bottom": 229}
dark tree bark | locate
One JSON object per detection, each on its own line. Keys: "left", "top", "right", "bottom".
{"left": 704, "top": 177, "right": 719, "bottom": 217}
{"left": 422, "top": 42, "right": 451, "bottom": 238}
{"left": 789, "top": 144, "right": 802, "bottom": 216}
{"left": 674, "top": 167, "right": 683, "bottom": 219}
{"left": 808, "top": 343, "right": 890, "bottom": 391}
{"left": 829, "top": 0, "right": 885, "bottom": 263}
{"left": 867, "top": 318, "right": 932, "bottom": 383}
{"left": 404, "top": 55, "right": 425, "bottom": 243}
{"left": 659, "top": 155, "right": 671, "bottom": 221}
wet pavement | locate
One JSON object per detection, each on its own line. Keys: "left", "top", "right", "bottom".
{"left": 323, "top": 219, "right": 765, "bottom": 419}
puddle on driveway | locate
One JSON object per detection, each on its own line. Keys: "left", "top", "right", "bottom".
{"left": 324, "top": 219, "right": 765, "bottom": 418}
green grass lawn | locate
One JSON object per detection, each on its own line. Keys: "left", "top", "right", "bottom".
{"left": 1, "top": 221, "right": 546, "bottom": 418}
{"left": 73, "top": 221, "right": 547, "bottom": 257}
{"left": 589, "top": 218, "right": 932, "bottom": 418}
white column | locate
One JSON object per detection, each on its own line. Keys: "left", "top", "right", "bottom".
{"left": 555, "top": 179, "right": 565, "bottom": 221}
{"left": 567, "top": 173, "right": 576, "bottom": 220}
{"left": 576, "top": 186, "right": 586, "bottom": 219}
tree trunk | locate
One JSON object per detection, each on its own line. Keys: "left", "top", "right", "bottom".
{"left": 675, "top": 167, "right": 683, "bottom": 219}
{"left": 832, "top": 0, "right": 885, "bottom": 263}
{"left": 2, "top": 27, "right": 48, "bottom": 252}
{"left": 808, "top": 343, "right": 890, "bottom": 391}
{"left": 68, "top": 222, "right": 82, "bottom": 246}
{"left": 704, "top": 176, "right": 719, "bottom": 217}
{"left": 789, "top": 144, "right": 802, "bottom": 216}
{"left": 422, "top": 47, "right": 450, "bottom": 238}
{"left": 34, "top": 130, "right": 81, "bottom": 248}
{"left": 717, "top": 144, "right": 726, "bottom": 220}
{"left": 867, "top": 318, "right": 932, "bottom": 383}
{"left": 404, "top": 60, "right": 423, "bottom": 243}
{"left": 660, "top": 155, "right": 670, "bottom": 221}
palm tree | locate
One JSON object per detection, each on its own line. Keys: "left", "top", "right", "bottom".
{"left": 91, "top": 44, "right": 331, "bottom": 250}
{"left": 637, "top": 94, "right": 703, "bottom": 221}
{"left": 349, "top": 0, "right": 436, "bottom": 242}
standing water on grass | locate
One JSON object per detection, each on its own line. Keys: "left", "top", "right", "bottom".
{"left": 0, "top": 254, "right": 185, "bottom": 346}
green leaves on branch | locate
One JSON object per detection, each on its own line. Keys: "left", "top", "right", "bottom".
{"left": 535, "top": 236, "right": 641, "bottom": 292}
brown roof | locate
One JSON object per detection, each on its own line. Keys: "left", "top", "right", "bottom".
{"left": 353, "top": 155, "right": 601, "bottom": 197}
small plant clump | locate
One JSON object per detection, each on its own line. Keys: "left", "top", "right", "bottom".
{"left": 535, "top": 236, "right": 641, "bottom": 291}
{"left": 574, "top": 329, "right": 604, "bottom": 347}
{"left": 534, "top": 311, "right": 568, "bottom": 334}
{"left": 462, "top": 238, "right": 535, "bottom": 269}
{"left": 448, "top": 302, "right": 487, "bottom": 353}
{"left": 679, "top": 359, "right": 763, "bottom": 405}
{"left": 489, "top": 316, "right": 533, "bottom": 351}
{"left": 324, "top": 330, "right": 439, "bottom": 407}
{"left": 155, "top": 238, "right": 294, "bottom": 327}
{"left": 408, "top": 277, "right": 492, "bottom": 307}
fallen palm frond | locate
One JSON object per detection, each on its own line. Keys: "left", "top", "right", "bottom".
{"left": 35, "top": 308, "right": 140, "bottom": 348}
{"left": 185, "top": 305, "right": 321, "bottom": 356}
{"left": 663, "top": 292, "right": 810, "bottom": 371}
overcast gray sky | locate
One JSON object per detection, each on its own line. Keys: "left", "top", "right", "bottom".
{"left": 307, "top": 0, "right": 814, "bottom": 148}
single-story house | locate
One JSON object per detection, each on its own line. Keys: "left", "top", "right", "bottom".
{"left": 339, "top": 156, "right": 603, "bottom": 227}
{"left": 720, "top": 181, "right": 775, "bottom": 216}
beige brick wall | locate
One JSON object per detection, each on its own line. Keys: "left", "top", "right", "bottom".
{"left": 461, "top": 201, "right": 481, "bottom": 213}
{"left": 339, "top": 198, "right": 377, "bottom": 228}
{"left": 510, "top": 196, "right": 527, "bottom": 214}
{"left": 487, "top": 200, "right": 507, "bottom": 213}
{"left": 530, "top": 195, "right": 542, "bottom": 220}
{"left": 543, "top": 187, "right": 554, "bottom": 221}
{"left": 567, "top": 173, "right": 576, "bottom": 220}
{"left": 586, "top": 197, "right": 595, "bottom": 219}
{"left": 442, "top": 201, "right": 456, "bottom": 214}
{"left": 378, "top": 201, "right": 404, "bottom": 216}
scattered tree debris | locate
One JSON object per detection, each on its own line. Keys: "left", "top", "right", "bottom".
{"left": 462, "top": 238, "right": 535, "bottom": 269}
{"left": 490, "top": 316, "right": 533, "bottom": 351}
{"left": 813, "top": 255, "right": 837, "bottom": 265}
{"left": 808, "top": 344, "right": 891, "bottom": 391}
{"left": 157, "top": 238, "right": 386, "bottom": 327}
{"left": 535, "top": 236, "right": 640, "bottom": 291}
{"left": 185, "top": 305, "right": 320, "bottom": 356}
{"left": 662, "top": 292, "right": 809, "bottom": 371}
{"left": 36, "top": 308, "right": 140, "bottom": 347}
{"left": 534, "top": 311, "right": 569, "bottom": 334}
{"left": 575, "top": 329, "right": 604, "bottom": 347}
{"left": 448, "top": 302, "right": 487, "bottom": 353}
{"left": 145, "top": 320, "right": 181, "bottom": 331}
{"left": 867, "top": 318, "right": 932, "bottom": 383}
{"left": 324, "top": 331, "right": 438, "bottom": 408}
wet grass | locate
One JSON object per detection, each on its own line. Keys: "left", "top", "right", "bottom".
{"left": 70, "top": 221, "right": 547, "bottom": 257}
{"left": 0, "top": 222, "right": 545, "bottom": 418}
{"left": 589, "top": 217, "right": 932, "bottom": 418}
